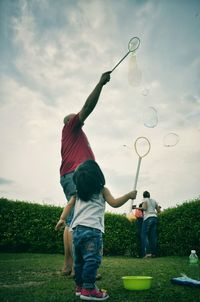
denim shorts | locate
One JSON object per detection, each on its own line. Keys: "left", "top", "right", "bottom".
{"left": 60, "top": 171, "right": 76, "bottom": 226}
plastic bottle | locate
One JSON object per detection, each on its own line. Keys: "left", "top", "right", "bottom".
{"left": 189, "top": 250, "right": 199, "bottom": 280}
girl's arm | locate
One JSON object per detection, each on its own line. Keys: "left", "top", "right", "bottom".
{"left": 102, "top": 187, "right": 137, "bottom": 208}
{"left": 55, "top": 195, "right": 76, "bottom": 230}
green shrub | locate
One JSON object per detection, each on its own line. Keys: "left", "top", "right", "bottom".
{"left": 0, "top": 198, "right": 63, "bottom": 253}
{"left": 0, "top": 197, "right": 199, "bottom": 257}
{"left": 0, "top": 198, "right": 137, "bottom": 256}
{"left": 103, "top": 213, "right": 133, "bottom": 255}
{"left": 157, "top": 199, "right": 200, "bottom": 256}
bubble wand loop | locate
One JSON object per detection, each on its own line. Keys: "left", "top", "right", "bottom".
{"left": 111, "top": 37, "right": 140, "bottom": 73}
{"left": 129, "top": 137, "right": 151, "bottom": 213}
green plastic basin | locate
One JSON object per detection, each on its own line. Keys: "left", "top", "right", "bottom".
{"left": 122, "top": 276, "right": 153, "bottom": 290}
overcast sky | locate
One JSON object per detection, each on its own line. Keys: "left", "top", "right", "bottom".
{"left": 0, "top": 0, "right": 200, "bottom": 214}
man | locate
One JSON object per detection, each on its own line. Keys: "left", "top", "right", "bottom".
{"left": 140, "top": 191, "right": 161, "bottom": 258}
{"left": 60, "top": 71, "right": 111, "bottom": 276}
{"left": 132, "top": 202, "right": 144, "bottom": 257}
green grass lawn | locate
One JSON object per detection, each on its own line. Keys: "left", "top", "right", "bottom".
{"left": 0, "top": 253, "right": 199, "bottom": 302}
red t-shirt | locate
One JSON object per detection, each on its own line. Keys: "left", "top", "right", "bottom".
{"left": 60, "top": 113, "right": 95, "bottom": 176}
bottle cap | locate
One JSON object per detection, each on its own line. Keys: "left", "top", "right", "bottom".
{"left": 191, "top": 250, "right": 196, "bottom": 253}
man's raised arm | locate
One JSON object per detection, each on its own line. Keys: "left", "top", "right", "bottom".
{"left": 79, "top": 71, "right": 111, "bottom": 123}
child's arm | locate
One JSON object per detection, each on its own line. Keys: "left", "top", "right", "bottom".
{"left": 102, "top": 187, "right": 137, "bottom": 208}
{"left": 55, "top": 195, "right": 76, "bottom": 230}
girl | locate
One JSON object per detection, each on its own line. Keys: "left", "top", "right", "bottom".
{"left": 55, "top": 160, "right": 137, "bottom": 301}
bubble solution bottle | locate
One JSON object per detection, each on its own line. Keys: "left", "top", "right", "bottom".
{"left": 189, "top": 250, "right": 199, "bottom": 280}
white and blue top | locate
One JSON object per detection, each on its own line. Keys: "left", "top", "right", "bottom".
{"left": 70, "top": 192, "right": 106, "bottom": 233}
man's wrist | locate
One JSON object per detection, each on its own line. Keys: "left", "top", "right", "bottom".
{"left": 97, "top": 81, "right": 104, "bottom": 88}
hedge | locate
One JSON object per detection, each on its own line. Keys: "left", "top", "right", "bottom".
{"left": 0, "top": 197, "right": 199, "bottom": 256}
{"left": 157, "top": 199, "right": 200, "bottom": 256}
{"left": 0, "top": 198, "right": 63, "bottom": 253}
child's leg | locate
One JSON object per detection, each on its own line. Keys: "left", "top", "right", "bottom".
{"left": 73, "top": 226, "right": 102, "bottom": 289}
{"left": 73, "top": 227, "right": 102, "bottom": 286}
{"left": 79, "top": 228, "right": 109, "bottom": 300}
{"left": 73, "top": 226, "right": 109, "bottom": 300}
{"left": 73, "top": 231, "right": 84, "bottom": 287}
{"left": 82, "top": 228, "right": 102, "bottom": 289}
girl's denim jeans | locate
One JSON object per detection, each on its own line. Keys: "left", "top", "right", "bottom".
{"left": 72, "top": 225, "right": 103, "bottom": 289}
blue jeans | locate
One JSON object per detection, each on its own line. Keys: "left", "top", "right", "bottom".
{"left": 73, "top": 225, "right": 103, "bottom": 289}
{"left": 141, "top": 217, "right": 158, "bottom": 257}
{"left": 60, "top": 172, "right": 76, "bottom": 226}
{"left": 136, "top": 218, "right": 143, "bottom": 257}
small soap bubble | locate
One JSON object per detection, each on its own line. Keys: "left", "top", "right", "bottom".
{"left": 141, "top": 87, "right": 149, "bottom": 96}
{"left": 163, "top": 133, "right": 180, "bottom": 147}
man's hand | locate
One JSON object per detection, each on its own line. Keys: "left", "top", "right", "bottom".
{"left": 99, "top": 71, "right": 111, "bottom": 86}
{"left": 129, "top": 190, "right": 137, "bottom": 200}
{"left": 55, "top": 219, "right": 66, "bottom": 231}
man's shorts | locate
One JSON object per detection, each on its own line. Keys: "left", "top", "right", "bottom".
{"left": 60, "top": 171, "right": 76, "bottom": 226}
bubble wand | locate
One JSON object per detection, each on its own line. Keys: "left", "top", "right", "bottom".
{"left": 129, "top": 136, "right": 151, "bottom": 213}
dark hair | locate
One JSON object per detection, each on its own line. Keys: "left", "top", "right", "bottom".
{"left": 73, "top": 160, "right": 105, "bottom": 201}
{"left": 143, "top": 191, "right": 150, "bottom": 198}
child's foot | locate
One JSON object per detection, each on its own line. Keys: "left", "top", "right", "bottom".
{"left": 80, "top": 288, "right": 109, "bottom": 301}
{"left": 75, "top": 286, "right": 82, "bottom": 296}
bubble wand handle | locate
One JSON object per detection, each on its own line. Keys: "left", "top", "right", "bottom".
{"left": 134, "top": 156, "right": 142, "bottom": 190}
{"left": 129, "top": 156, "right": 142, "bottom": 213}
{"left": 111, "top": 51, "right": 130, "bottom": 73}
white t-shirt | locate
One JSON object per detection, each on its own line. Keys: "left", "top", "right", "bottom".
{"left": 143, "top": 198, "right": 158, "bottom": 221}
{"left": 70, "top": 192, "right": 106, "bottom": 233}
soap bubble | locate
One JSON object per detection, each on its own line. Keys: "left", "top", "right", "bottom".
{"left": 128, "top": 55, "right": 142, "bottom": 87}
{"left": 143, "top": 106, "right": 158, "bottom": 128}
{"left": 163, "top": 133, "right": 180, "bottom": 147}
{"left": 141, "top": 87, "right": 149, "bottom": 96}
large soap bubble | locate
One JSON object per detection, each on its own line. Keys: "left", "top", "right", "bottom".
{"left": 128, "top": 55, "right": 142, "bottom": 87}
{"left": 143, "top": 106, "right": 158, "bottom": 128}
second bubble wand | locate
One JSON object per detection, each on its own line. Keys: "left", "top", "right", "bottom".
{"left": 129, "top": 136, "right": 151, "bottom": 213}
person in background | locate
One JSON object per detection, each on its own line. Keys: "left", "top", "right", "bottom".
{"left": 59, "top": 71, "right": 111, "bottom": 276}
{"left": 140, "top": 191, "right": 161, "bottom": 258}
{"left": 132, "top": 202, "right": 144, "bottom": 257}
{"left": 56, "top": 160, "right": 137, "bottom": 300}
